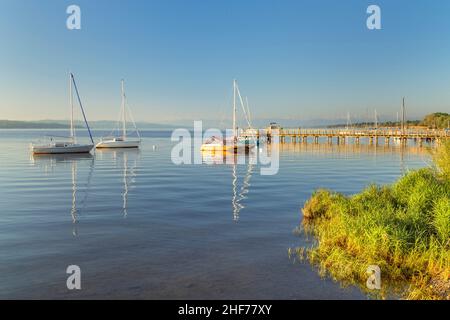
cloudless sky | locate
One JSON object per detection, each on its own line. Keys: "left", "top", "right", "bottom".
{"left": 1, "top": 0, "right": 450, "bottom": 124}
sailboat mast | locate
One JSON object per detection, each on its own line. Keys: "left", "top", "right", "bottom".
{"left": 69, "top": 73, "right": 75, "bottom": 142}
{"left": 245, "top": 97, "right": 251, "bottom": 128}
{"left": 122, "top": 79, "right": 126, "bottom": 139}
{"left": 71, "top": 73, "right": 94, "bottom": 145}
{"left": 346, "top": 112, "right": 350, "bottom": 130}
{"left": 233, "top": 79, "right": 237, "bottom": 139}
{"left": 375, "top": 109, "right": 378, "bottom": 129}
{"left": 402, "top": 97, "right": 406, "bottom": 134}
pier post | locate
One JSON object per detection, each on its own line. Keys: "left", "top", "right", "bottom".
{"left": 435, "top": 138, "right": 441, "bottom": 147}
{"left": 402, "top": 137, "right": 407, "bottom": 146}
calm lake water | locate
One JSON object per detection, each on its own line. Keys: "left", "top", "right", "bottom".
{"left": 0, "top": 130, "right": 430, "bottom": 299}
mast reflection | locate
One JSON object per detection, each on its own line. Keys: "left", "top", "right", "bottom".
{"left": 202, "top": 150, "right": 256, "bottom": 221}
{"left": 97, "top": 148, "right": 140, "bottom": 218}
{"left": 31, "top": 153, "right": 94, "bottom": 236}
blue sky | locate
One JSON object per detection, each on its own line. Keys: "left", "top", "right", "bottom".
{"left": 1, "top": 0, "right": 450, "bottom": 125}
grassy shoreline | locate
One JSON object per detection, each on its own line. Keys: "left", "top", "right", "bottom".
{"left": 298, "top": 141, "right": 450, "bottom": 300}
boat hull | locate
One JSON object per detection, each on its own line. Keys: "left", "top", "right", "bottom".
{"left": 200, "top": 143, "right": 255, "bottom": 152}
{"left": 31, "top": 144, "right": 94, "bottom": 154}
{"left": 96, "top": 140, "right": 141, "bottom": 148}
{"left": 200, "top": 144, "right": 237, "bottom": 152}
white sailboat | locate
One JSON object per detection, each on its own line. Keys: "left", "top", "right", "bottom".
{"left": 96, "top": 79, "right": 141, "bottom": 149}
{"left": 31, "top": 73, "right": 94, "bottom": 154}
{"left": 201, "top": 79, "right": 255, "bottom": 152}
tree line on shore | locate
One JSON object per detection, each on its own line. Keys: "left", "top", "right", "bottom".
{"left": 328, "top": 112, "right": 450, "bottom": 129}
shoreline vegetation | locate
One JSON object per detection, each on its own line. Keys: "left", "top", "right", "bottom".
{"left": 297, "top": 141, "right": 450, "bottom": 300}
{"left": 327, "top": 112, "right": 450, "bottom": 129}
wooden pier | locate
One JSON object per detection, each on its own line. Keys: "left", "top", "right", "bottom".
{"left": 244, "top": 128, "right": 450, "bottom": 146}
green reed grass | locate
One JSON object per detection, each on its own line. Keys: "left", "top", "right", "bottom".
{"left": 300, "top": 141, "right": 450, "bottom": 300}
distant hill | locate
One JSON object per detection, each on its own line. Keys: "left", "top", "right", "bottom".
{"left": 0, "top": 120, "right": 74, "bottom": 129}
{"left": 85, "top": 120, "right": 181, "bottom": 130}
{"left": 0, "top": 119, "right": 181, "bottom": 130}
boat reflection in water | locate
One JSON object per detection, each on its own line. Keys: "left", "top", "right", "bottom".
{"left": 96, "top": 148, "right": 140, "bottom": 218}
{"left": 30, "top": 153, "right": 94, "bottom": 236}
{"left": 278, "top": 140, "right": 428, "bottom": 156}
{"left": 201, "top": 149, "right": 256, "bottom": 221}
{"left": 279, "top": 141, "right": 429, "bottom": 176}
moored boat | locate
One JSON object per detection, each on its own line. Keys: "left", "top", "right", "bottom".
{"left": 96, "top": 79, "right": 141, "bottom": 149}
{"left": 32, "top": 143, "right": 93, "bottom": 154}
{"left": 31, "top": 73, "right": 94, "bottom": 154}
{"left": 201, "top": 79, "right": 256, "bottom": 153}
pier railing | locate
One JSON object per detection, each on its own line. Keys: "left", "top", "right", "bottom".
{"left": 241, "top": 127, "right": 450, "bottom": 145}
{"left": 276, "top": 128, "right": 450, "bottom": 138}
